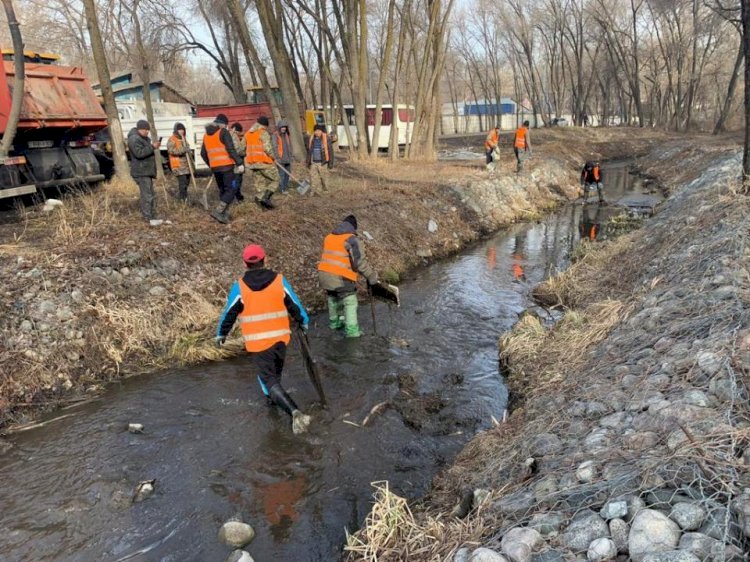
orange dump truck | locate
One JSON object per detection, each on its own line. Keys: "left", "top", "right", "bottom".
{"left": 0, "top": 51, "right": 108, "bottom": 199}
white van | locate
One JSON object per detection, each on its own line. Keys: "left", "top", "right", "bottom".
{"left": 336, "top": 104, "right": 414, "bottom": 149}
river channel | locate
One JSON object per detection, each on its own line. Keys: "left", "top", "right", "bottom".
{"left": 0, "top": 162, "right": 645, "bottom": 561}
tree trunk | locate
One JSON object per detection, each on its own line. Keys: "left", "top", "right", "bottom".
{"left": 743, "top": 0, "right": 750, "bottom": 184}
{"left": 226, "top": 0, "right": 282, "bottom": 123}
{"left": 81, "top": 0, "right": 129, "bottom": 181}
{"left": 370, "top": 0, "right": 396, "bottom": 158}
{"left": 0, "top": 0, "right": 23, "bottom": 159}
{"left": 255, "top": 0, "right": 305, "bottom": 156}
{"left": 714, "top": 37, "right": 744, "bottom": 135}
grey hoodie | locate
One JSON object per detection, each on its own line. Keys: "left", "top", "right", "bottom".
{"left": 273, "top": 119, "right": 293, "bottom": 164}
{"left": 127, "top": 128, "right": 156, "bottom": 178}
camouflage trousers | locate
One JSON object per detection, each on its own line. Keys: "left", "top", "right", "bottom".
{"left": 248, "top": 165, "right": 279, "bottom": 196}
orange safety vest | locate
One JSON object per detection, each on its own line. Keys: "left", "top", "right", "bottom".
{"left": 318, "top": 233, "right": 357, "bottom": 281}
{"left": 593, "top": 165, "right": 601, "bottom": 181}
{"left": 308, "top": 133, "right": 329, "bottom": 162}
{"left": 514, "top": 126, "right": 528, "bottom": 149}
{"left": 168, "top": 134, "right": 184, "bottom": 170}
{"left": 484, "top": 129, "right": 499, "bottom": 150}
{"left": 203, "top": 130, "right": 234, "bottom": 169}
{"left": 245, "top": 128, "right": 274, "bottom": 165}
{"left": 276, "top": 134, "right": 285, "bottom": 159}
{"left": 237, "top": 275, "right": 291, "bottom": 353}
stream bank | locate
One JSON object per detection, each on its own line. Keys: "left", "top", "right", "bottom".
{"left": 345, "top": 141, "right": 750, "bottom": 561}
{"left": 0, "top": 128, "right": 664, "bottom": 429}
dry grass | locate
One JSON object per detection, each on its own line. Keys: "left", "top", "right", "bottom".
{"left": 344, "top": 482, "right": 500, "bottom": 562}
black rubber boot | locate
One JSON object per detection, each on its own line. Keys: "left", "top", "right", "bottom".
{"left": 268, "top": 385, "right": 311, "bottom": 434}
{"left": 268, "top": 384, "right": 298, "bottom": 416}
{"left": 210, "top": 202, "right": 230, "bottom": 224}
{"left": 260, "top": 190, "right": 276, "bottom": 210}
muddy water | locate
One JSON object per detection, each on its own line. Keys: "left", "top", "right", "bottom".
{"left": 0, "top": 163, "right": 645, "bottom": 562}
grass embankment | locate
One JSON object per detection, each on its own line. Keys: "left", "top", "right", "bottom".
{"left": 0, "top": 128, "right": 664, "bottom": 429}
{"left": 345, "top": 136, "right": 750, "bottom": 561}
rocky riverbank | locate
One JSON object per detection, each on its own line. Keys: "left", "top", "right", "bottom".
{"left": 344, "top": 137, "right": 750, "bottom": 561}
{"left": 0, "top": 128, "right": 666, "bottom": 429}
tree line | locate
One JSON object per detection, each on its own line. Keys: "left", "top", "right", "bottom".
{"left": 1, "top": 1, "right": 750, "bottom": 177}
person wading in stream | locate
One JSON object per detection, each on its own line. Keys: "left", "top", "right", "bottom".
{"left": 216, "top": 244, "right": 312, "bottom": 434}
{"left": 580, "top": 159, "right": 606, "bottom": 205}
{"left": 318, "top": 215, "right": 378, "bottom": 338}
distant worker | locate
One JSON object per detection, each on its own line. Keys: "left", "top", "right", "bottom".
{"left": 230, "top": 122, "right": 247, "bottom": 202}
{"left": 580, "top": 160, "right": 605, "bottom": 205}
{"left": 127, "top": 119, "right": 160, "bottom": 223}
{"left": 307, "top": 124, "right": 333, "bottom": 193}
{"left": 582, "top": 113, "right": 589, "bottom": 127}
{"left": 245, "top": 116, "right": 279, "bottom": 210}
{"left": 216, "top": 244, "right": 312, "bottom": 434}
{"left": 318, "top": 215, "right": 378, "bottom": 338}
{"left": 514, "top": 120, "right": 531, "bottom": 173}
{"left": 484, "top": 124, "right": 500, "bottom": 167}
{"left": 273, "top": 119, "right": 294, "bottom": 194}
{"left": 201, "top": 113, "right": 243, "bottom": 224}
{"left": 167, "top": 122, "right": 191, "bottom": 202}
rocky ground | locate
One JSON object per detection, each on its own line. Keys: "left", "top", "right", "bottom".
{"left": 0, "top": 128, "right": 666, "bottom": 430}
{"left": 344, "top": 137, "right": 750, "bottom": 561}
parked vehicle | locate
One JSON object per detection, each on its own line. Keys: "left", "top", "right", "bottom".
{"left": 336, "top": 104, "right": 415, "bottom": 150}
{"left": 0, "top": 51, "right": 107, "bottom": 199}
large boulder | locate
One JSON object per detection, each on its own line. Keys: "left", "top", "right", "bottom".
{"left": 586, "top": 538, "right": 617, "bottom": 561}
{"left": 470, "top": 547, "right": 508, "bottom": 562}
{"left": 218, "top": 520, "right": 255, "bottom": 548}
{"left": 628, "top": 509, "right": 681, "bottom": 562}
{"left": 560, "top": 510, "right": 609, "bottom": 552}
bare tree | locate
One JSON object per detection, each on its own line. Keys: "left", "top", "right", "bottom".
{"left": 82, "top": 0, "right": 130, "bottom": 181}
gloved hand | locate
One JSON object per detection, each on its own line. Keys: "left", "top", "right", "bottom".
{"left": 300, "top": 323, "right": 309, "bottom": 334}
{"left": 215, "top": 336, "right": 226, "bottom": 347}
{"left": 234, "top": 165, "right": 244, "bottom": 174}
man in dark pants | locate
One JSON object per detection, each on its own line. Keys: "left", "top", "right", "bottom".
{"left": 216, "top": 244, "right": 312, "bottom": 434}
{"left": 201, "top": 113, "right": 243, "bottom": 224}
{"left": 127, "top": 119, "right": 160, "bottom": 222}
{"left": 580, "top": 160, "right": 606, "bottom": 205}
{"left": 167, "top": 122, "right": 191, "bottom": 201}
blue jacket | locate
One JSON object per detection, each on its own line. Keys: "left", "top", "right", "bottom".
{"left": 217, "top": 268, "right": 309, "bottom": 339}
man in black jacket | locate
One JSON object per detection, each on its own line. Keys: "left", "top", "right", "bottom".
{"left": 200, "top": 113, "right": 243, "bottom": 224}
{"left": 127, "top": 120, "right": 160, "bottom": 222}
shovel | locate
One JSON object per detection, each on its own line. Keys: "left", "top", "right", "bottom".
{"left": 201, "top": 176, "right": 214, "bottom": 211}
{"left": 275, "top": 162, "right": 311, "bottom": 195}
{"left": 294, "top": 328, "right": 327, "bottom": 407}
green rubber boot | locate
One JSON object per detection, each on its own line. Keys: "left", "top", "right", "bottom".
{"left": 343, "top": 293, "right": 361, "bottom": 338}
{"left": 327, "top": 296, "right": 344, "bottom": 330}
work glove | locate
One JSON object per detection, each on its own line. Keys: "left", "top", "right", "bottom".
{"left": 215, "top": 336, "right": 226, "bottom": 347}
{"left": 234, "top": 165, "right": 245, "bottom": 174}
{"left": 300, "top": 323, "right": 309, "bottom": 334}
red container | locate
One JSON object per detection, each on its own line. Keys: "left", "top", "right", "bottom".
{"left": 0, "top": 61, "right": 107, "bottom": 135}
{"left": 196, "top": 103, "right": 275, "bottom": 133}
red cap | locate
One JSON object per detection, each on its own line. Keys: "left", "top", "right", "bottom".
{"left": 242, "top": 244, "right": 266, "bottom": 264}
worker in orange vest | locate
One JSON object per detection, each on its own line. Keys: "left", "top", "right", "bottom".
{"left": 216, "top": 244, "right": 312, "bottom": 434}
{"left": 200, "top": 113, "right": 243, "bottom": 223}
{"left": 167, "top": 122, "right": 191, "bottom": 201}
{"left": 513, "top": 120, "right": 531, "bottom": 173}
{"left": 580, "top": 160, "right": 605, "bottom": 205}
{"left": 318, "top": 214, "right": 378, "bottom": 338}
{"left": 245, "top": 116, "right": 279, "bottom": 209}
{"left": 484, "top": 125, "right": 500, "bottom": 167}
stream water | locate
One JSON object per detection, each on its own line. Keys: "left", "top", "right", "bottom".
{"left": 0, "top": 163, "right": 647, "bottom": 562}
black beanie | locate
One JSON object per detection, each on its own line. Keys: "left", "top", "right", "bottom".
{"left": 343, "top": 214, "right": 357, "bottom": 230}
{"left": 136, "top": 119, "right": 150, "bottom": 130}
{"left": 257, "top": 115, "right": 269, "bottom": 127}
{"left": 215, "top": 113, "right": 229, "bottom": 125}
{"left": 231, "top": 122, "right": 243, "bottom": 132}
{"left": 173, "top": 122, "right": 185, "bottom": 133}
